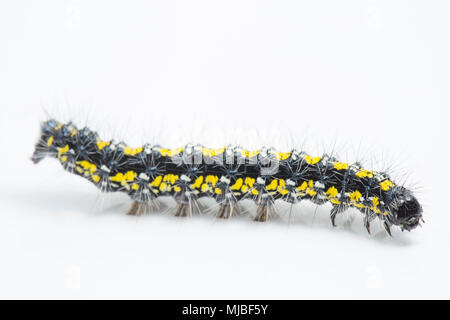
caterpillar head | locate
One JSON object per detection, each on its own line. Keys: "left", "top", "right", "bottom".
{"left": 389, "top": 187, "right": 423, "bottom": 231}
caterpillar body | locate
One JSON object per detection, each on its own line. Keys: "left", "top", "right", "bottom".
{"left": 32, "top": 119, "right": 423, "bottom": 235}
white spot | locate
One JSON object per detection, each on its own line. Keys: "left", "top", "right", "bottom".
{"left": 315, "top": 181, "right": 325, "bottom": 189}
{"left": 139, "top": 173, "right": 150, "bottom": 181}
{"left": 184, "top": 144, "right": 193, "bottom": 154}
{"left": 220, "top": 176, "right": 230, "bottom": 184}
{"left": 286, "top": 179, "right": 296, "bottom": 186}
{"left": 256, "top": 177, "right": 265, "bottom": 185}
{"left": 181, "top": 175, "right": 191, "bottom": 182}
{"left": 101, "top": 165, "right": 111, "bottom": 173}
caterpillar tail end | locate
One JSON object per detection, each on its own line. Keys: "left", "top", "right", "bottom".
{"left": 31, "top": 150, "right": 45, "bottom": 164}
{"left": 31, "top": 119, "right": 61, "bottom": 165}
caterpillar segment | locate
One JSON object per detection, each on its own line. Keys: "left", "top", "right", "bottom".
{"left": 32, "top": 119, "right": 424, "bottom": 235}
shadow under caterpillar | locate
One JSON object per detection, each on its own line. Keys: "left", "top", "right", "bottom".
{"left": 32, "top": 119, "right": 424, "bottom": 235}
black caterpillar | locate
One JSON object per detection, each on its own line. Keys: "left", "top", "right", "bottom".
{"left": 32, "top": 119, "right": 423, "bottom": 235}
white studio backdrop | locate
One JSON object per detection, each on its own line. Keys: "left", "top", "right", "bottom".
{"left": 0, "top": 0, "right": 448, "bottom": 299}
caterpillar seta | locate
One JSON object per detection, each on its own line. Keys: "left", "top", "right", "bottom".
{"left": 32, "top": 119, "right": 424, "bottom": 235}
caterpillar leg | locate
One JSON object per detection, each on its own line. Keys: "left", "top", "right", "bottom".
{"left": 383, "top": 220, "right": 392, "bottom": 236}
{"left": 253, "top": 193, "right": 276, "bottom": 222}
{"left": 254, "top": 204, "right": 270, "bottom": 222}
{"left": 364, "top": 214, "right": 372, "bottom": 234}
{"left": 173, "top": 202, "right": 188, "bottom": 217}
{"left": 127, "top": 201, "right": 146, "bottom": 216}
{"left": 216, "top": 204, "right": 232, "bottom": 219}
{"left": 330, "top": 204, "right": 348, "bottom": 227}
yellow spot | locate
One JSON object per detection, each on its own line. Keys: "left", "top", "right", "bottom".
{"left": 131, "top": 183, "right": 139, "bottom": 190}
{"left": 252, "top": 189, "right": 259, "bottom": 195}
{"left": 97, "top": 140, "right": 110, "bottom": 150}
{"left": 75, "top": 166, "right": 83, "bottom": 174}
{"left": 57, "top": 145, "right": 69, "bottom": 158}
{"left": 330, "top": 199, "right": 341, "bottom": 205}
{"left": 205, "top": 175, "right": 218, "bottom": 185}
{"left": 92, "top": 175, "right": 100, "bottom": 183}
{"left": 241, "top": 185, "right": 249, "bottom": 193}
{"left": 47, "top": 136, "right": 54, "bottom": 147}
{"left": 201, "top": 183, "right": 210, "bottom": 192}
{"left": 326, "top": 186, "right": 338, "bottom": 198}
{"left": 380, "top": 180, "right": 394, "bottom": 191}
{"left": 174, "top": 186, "right": 181, "bottom": 192}
{"left": 297, "top": 181, "right": 308, "bottom": 191}
{"left": 305, "top": 155, "right": 321, "bottom": 165}
{"left": 123, "top": 146, "right": 143, "bottom": 156}
{"left": 77, "top": 160, "right": 97, "bottom": 173}
{"left": 372, "top": 197, "right": 380, "bottom": 207}
{"left": 308, "top": 190, "right": 317, "bottom": 196}
{"left": 308, "top": 180, "right": 314, "bottom": 188}
{"left": 191, "top": 176, "right": 204, "bottom": 189}
{"left": 240, "top": 150, "right": 249, "bottom": 157}
{"left": 248, "top": 150, "right": 260, "bottom": 158}
{"left": 350, "top": 190, "right": 362, "bottom": 202}
{"left": 159, "top": 148, "right": 184, "bottom": 156}
{"left": 230, "top": 178, "right": 243, "bottom": 191}
{"left": 202, "top": 147, "right": 225, "bottom": 157}
{"left": 171, "top": 148, "right": 183, "bottom": 156}
{"left": 110, "top": 173, "right": 124, "bottom": 182}
{"left": 110, "top": 171, "right": 137, "bottom": 182}
{"left": 159, "top": 182, "right": 167, "bottom": 191}
{"left": 55, "top": 124, "right": 63, "bottom": 130}
{"left": 201, "top": 148, "right": 211, "bottom": 156}
{"left": 70, "top": 130, "right": 78, "bottom": 137}
{"left": 334, "top": 162, "right": 348, "bottom": 170}
{"left": 150, "top": 176, "right": 162, "bottom": 187}
{"left": 277, "top": 179, "right": 289, "bottom": 195}
{"left": 214, "top": 147, "right": 225, "bottom": 156}
{"left": 60, "top": 156, "right": 67, "bottom": 163}
{"left": 215, "top": 188, "right": 222, "bottom": 195}
{"left": 123, "top": 171, "right": 137, "bottom": 181}
{"left": 244, "top": 177, "right": 255, "bottom": 188}
{"left": 277, "top": 152, "right": 291, "bottom": 160}
{"left": 356, "top": 170, "right": 374, "bottom": 179}
{"left": 163, "top": 174, "right": 178, "bottom": 185}
{"left": 159, "top": 148, "right": 169, "bottom": 156}
{"left": 267, "top": 179, "right": 278, "bottom": 191}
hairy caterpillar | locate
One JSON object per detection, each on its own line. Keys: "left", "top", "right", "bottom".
{"left": 32, "top": 119, "right": 423, "bottom": 235}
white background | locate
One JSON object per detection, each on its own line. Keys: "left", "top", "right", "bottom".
{"left": 0, "top": 0, "right": 448, "bottom": 299}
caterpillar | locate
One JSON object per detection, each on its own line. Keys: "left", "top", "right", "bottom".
{"left": 32, "top": 119, "right": 423, "bottom": 235}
